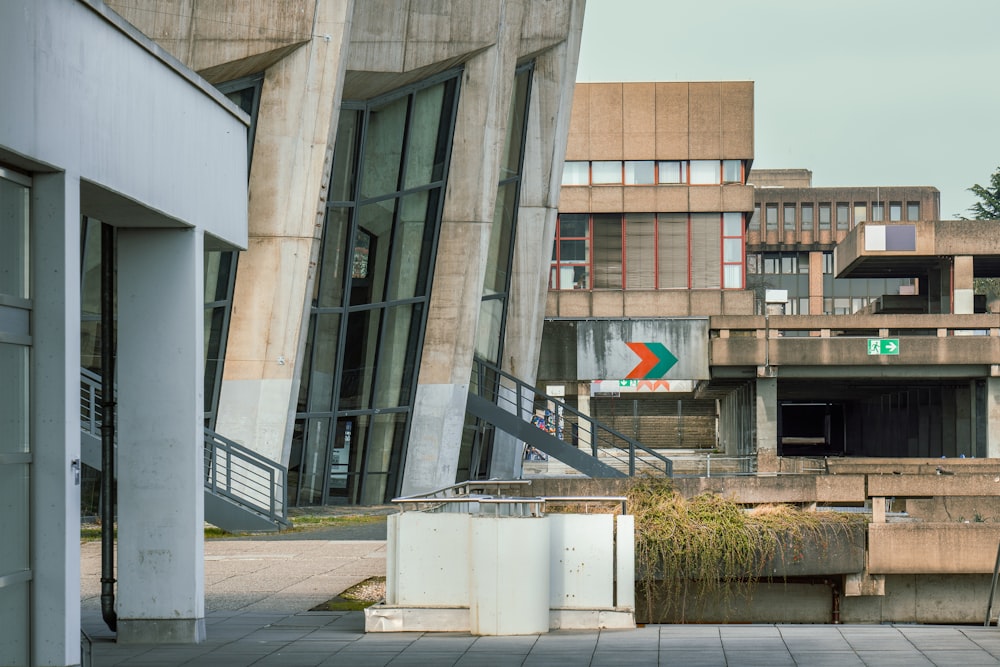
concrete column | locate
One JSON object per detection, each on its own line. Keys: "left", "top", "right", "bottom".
{"left": 953, "top": 255, "right": 974, "bottom": 314}
{"left": 116, "top": 228, "right": 205, "bottom": 644}
{"left": 755, "top": 376, "right": 778, "bottom": 472}
{"left": 808, "top": 250, "right": 824, "bottom": 315}
{"left": 492, "top": 2, "right": 585, "bottom": 475}
{"left": 215, "top": 3, "right": 350, "bottom": 464}
{"left": 403, "top": 2, "right": 527, "bottom": 494}
{"left": 987, "top": 377, "right": 1000, "bottom": 458}
{"left": 30, "top": 172, "right": 81, "bottom": 667}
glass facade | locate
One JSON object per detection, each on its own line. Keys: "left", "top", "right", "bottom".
{"left": 551, "top": 212, "right": 745, "bottom": 290}
{"left": 292, "top": 72, "right": 461, "bottom": 505}
{"left": 748, "top": 250, "right": 914, "bottom": 315}
{"left": 0, "top": 167, "right": 31, "bottom": 667}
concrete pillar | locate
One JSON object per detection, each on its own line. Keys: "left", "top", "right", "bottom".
{"left": 987, "top": 377, "right": 1000, "bottom": 458}
{"left": 491, "top": 6, "right": 585, "bottom": 478}
{"left": 954, "top": 255, "right": 974, "bottom": 315}
{"left": 215, "top": 3, "right": 350, "bottom": 464}
{"left": 755, "top": 376, "right": 778, "bottom": 472}
{"left": 808, "top": 250, "right": 824, "bottom": 315}
{"left": 30, "top": 172, "right": 81, "bottom": 667}
{"left": 116, "top": 228, "right": 205, "bottom": 644}
{"left": 403, "top": 2, "right": 527, "bottom": 494}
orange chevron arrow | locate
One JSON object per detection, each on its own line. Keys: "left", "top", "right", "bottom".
{"left": 624, "top": 342, "right": 678, "bottom": 379}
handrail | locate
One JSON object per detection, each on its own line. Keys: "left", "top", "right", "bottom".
{"left": 393, "top": 487, "right": 629, "bottom": 517}
{"left": 80, "top": 368, "right": 104, "bottom": 440}
{"left": 471, "top": 358, "right": 672, "bottom": 477}
{"left": 80, "top": 369, "right": 288, "bottom": 528}
{"left": 204, "top": 428, "right": 289, "bottom": 525}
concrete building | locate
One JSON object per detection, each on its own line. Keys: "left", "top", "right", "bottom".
{"left": 538, "top": 81, "right": 757, "bottom": 463}
{"left": 748, "top": 169, "right": 942, "bottom": 315}
{"left": 1, "top": 0, "right": 249, "bottom": 661}
{"left": 4, "top": 0, "right": 586, "bottom": 660}
{"left": 537, "top": 82, "right": 1000, "bottom": 475}
{"left": 106, "top": 0, "right": 587, "bottom": 508}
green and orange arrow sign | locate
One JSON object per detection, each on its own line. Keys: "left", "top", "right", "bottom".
{"left": 624, "top": 342, "right": 678, "bottom": 379}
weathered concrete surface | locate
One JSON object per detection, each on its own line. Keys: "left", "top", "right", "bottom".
{"left": 868, "top": 473, "right": 1000, "bottom": 497}
{"left": 841, "top": 574, "right": 993, "bottom": 625}
{"left": 829, "top": 458, "right": 1000, "bottom": 475}
{"left": 869, "top": 523, "right": 1000, "bottom": 574}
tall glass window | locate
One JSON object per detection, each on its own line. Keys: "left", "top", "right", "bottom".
{"left": 722, "top": 212, "right": 745, "bottom": 288}
{"left": 907, "top": 201, "right": 920, "bottom": 221}
{"left": 801, "top": 204, "right": 814, "bottom": 231}
{"left": 853, "top": 202, "right": 867, "bottom": 226}
{"left": 819, "top": 203, "right": 831, "bottom": 230}
{"left": 625, "top": 214, "right": 656, "bottom": 289}
{"left": 476, "top": 63, "right": 533, "bottom": 363}
{"left": 836, "top": 203, "right": 850, "bottom": 230}
{"left": 765, "top": 204, "right": 778, "bottom": 230}
{"left": 0, "top": 167, "right": 31, "bottom": 667}
{"left": 783, "top": 204, "right": 796, "bottom": 232}
{"left": 890, "top": 201, "right": 903, "bottom": 221}
{"left": 292, "top": 72, "right": 461, "bottom": 505}
{"left": 872, "top": 202, "right": 884, "bottom": 222}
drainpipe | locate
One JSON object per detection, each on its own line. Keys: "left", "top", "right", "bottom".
{"left": 100, "top": 223, "right": 117, "bottom": 633}
{"left": 823, "top": 578, "right": 841, "bottom": 624}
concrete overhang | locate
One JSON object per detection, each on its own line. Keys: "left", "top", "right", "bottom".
{"left": 837, "top": 220, "right": 1000, "bottom": 279}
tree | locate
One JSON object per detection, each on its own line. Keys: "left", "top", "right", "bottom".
{"left": 964, "top": 166, "right": 1000, "bottom": 302}
{"left": 963, "top": 166, "right": 1000, "bottom": 220}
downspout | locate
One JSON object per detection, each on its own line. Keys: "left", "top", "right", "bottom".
{"left": 100, "top": 223, "right": 117, "bottom": 633}
{"left": 823, "top": 578, "right": 841, "bottom": 624}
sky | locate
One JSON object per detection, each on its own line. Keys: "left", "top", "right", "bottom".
{"left": 576, "top": 0, "right": 1000, "bottom": 218}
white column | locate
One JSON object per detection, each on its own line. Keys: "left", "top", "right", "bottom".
{"left": 30, "top": 172, "right": 81, "bottom": 667}
{"left": 116, "top": 228, "right": 205, "bottom": 643}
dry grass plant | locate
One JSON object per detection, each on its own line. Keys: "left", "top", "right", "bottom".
{"left": 627, "top": 477, "right": 864, "bottom": 622}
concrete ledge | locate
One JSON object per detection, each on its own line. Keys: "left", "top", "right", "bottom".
{"left": 869, "top": 523, "right": 1000, "bottom": 574}
{"left": 116, "top": 618, "right": 206, "bottom": 644}
{"left": 365, "top": 606, "right": 470, "bottom": 633}
{"left": 363, "top": 605, "right": 635, "bottom": 633}
{"left": 549, "top": 609, "right": 635, "bottom": 630}
{"left": 869, "top": 473, "right": 1000, "bottom": 497}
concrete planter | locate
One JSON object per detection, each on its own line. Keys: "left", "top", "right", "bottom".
{"left": 636, "top": 523, "right": 865, "bottom": 624}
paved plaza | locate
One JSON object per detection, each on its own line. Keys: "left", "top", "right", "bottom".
{"left": 80, "top": 528, "right": 1000, "bottom": 666}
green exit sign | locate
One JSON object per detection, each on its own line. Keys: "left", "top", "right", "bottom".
{"left": 867, "top": 338, "right": 899, "bottom": 355}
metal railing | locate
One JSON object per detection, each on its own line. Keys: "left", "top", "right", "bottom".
{"left": 393, "top": 481, "right": 628, "bottom": 517}
{"left": 80, "top": 368, "right": 104, "bottom": 441}
{"left": 204, "top": 429, "right": 288, "bottom": 526}
{"left": 471, "top": 358, "right": 672, "bottom": 477}
{"left": 80, "top": 369, "right": 288, "bottom": 527}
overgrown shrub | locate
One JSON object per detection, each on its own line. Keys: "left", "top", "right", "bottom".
{"left": 627, "top": 477, "right": 864, "bottom": 622}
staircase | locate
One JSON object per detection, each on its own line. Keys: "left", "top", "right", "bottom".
{"left": 80, "top": 369, "right": 289, "bottom": 532}
{"left": 468, "top": 359, "right": 673, "bottom": 478}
